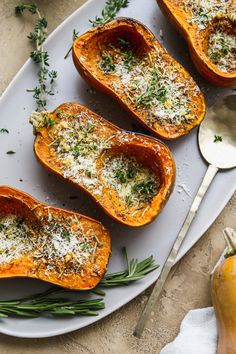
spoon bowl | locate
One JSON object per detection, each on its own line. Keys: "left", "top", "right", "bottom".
{"left": 199, "top": 95, "right": 236, "bottom": 169}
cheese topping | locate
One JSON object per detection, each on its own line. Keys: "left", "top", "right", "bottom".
{"left": 0, "top": 213, "right": 99, "bottom": 276}
{"left": 0, "top": 215, "right": 32, "bottom": 265}
{"left": 49, "top": 110, "right": 160, "bottom": 208}
{"left": 51, "top": 110, "right": 111, "bottom": 196}
{"left": 98, "top": 39, "right": 199, "bottom": 126}
{"left": 102, "top": 154, "right": 159, "bottom": 207}
{"left": 184, "top": 0, "right": 234, "bottom": 30}
{"left": 208, "top": 28, "right": 236, "bottom": 71}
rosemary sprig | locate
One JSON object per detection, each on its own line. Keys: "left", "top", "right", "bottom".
{"left": 96, "top": 248, "right": 159, "bottom": 288}
{"left": 90, "top": 0, "right": 130, "bottom": 27}
{"left": 65, "top": 0, "right": 130, "bottom": 59}
{"left": 0, "top": 249, "right": 158, "bottom": 317}
{"left": 16, "top": 4, "right": 57, "bottom": 111}
{"left": 0, "top": 287, "right": 104, "bottom": 318}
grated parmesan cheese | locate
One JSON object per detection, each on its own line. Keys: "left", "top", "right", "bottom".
{"left": 183, "top": 0, "right": 234, "bottom": 30}
{"left": 102, "top": 154, "right": 159, "bottom": 207}
{"left": 48, "top": 110, "right": 159, "bottom": 209}
{"left": 98, "top": 39, "right": 199, "bottom": 127}
{"left": 0, "top": 212, "right": 100, "bottom": 277}
{"left": 208, "top": 28, "right": 236, "bottom": 71}
{"left": 0, "top": 215, "right": 32, "bottom": 265}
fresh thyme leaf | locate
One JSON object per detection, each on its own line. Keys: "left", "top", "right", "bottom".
{"left": 16, "top": 4, "right": 57, "bottom": 111}
{"left": 0, "top": 248, "right": 158, "bottom": 317}
{"left": 115, "top": 170, "right": 127, "bottom": 183}
{"left": 64, "top": 29, "right": 79, "bottom": 59}
{"left": 6, "top": 150, "right": 16, "bottom": 155}
{"left": 47, "top": 117, "right": 55, "bottom": 127}
{"left": 132, "top": 180, "right": 156, "bottom": 200}
{"left": 214, "top": 134, "right": 223, "bottom": 143}
{"left": 0, "top": 128, "right": 9, "bottom": 133}
{"left": 118, "top": 37, "right": 130, "bottom": 49}
{"left": 100, "top": 52, "right": 115, "bottom": 73}
{"left": 62, "top": 230, "right": 71, "bottom": 240}
{"left": 15, "top": 4, "right": 37, "bottom": 15}
{"left": 90, "top": 0, "right": 130, "bottom": 27}
{"left": 135, "top": 68, "right": 167, "bottom": 108}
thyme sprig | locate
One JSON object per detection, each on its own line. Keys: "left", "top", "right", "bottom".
{"left": 65, "top": 0, "right": 130, "bottom": 59}
{"left": 0, "top": 248, "right": 158, "bottom": 317}
{"left": 64, "top": 29, "right": 79, "bottom": 59}
{"left": 90, "top": 0, "right": 130, "bottom": 27}
{"left": 16, "top": 4, "right": 57, "bottom": 111}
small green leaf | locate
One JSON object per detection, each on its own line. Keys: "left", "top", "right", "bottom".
{"left": 214, "top": 134, "right": 222, "bottom": 143}
{"left": 0, "top": 128, "right": 9, "bottom": 133}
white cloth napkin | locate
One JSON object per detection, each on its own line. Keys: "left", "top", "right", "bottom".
{"left": 160, "top": 307, "right": 217, "bottom": 354}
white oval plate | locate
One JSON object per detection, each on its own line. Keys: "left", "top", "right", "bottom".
{"left": 0, "top": 0, "right": 235, "bottom": 338}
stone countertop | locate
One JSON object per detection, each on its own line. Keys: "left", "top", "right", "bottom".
{"left": 0, "top": 1, "right": 235, "bottom": 353}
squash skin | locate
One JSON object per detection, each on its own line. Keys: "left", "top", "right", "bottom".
{"left": 72, "top": 17, "right": 206, "bottom": 140}
{"left": 157, "top": 0, "right": 236, "bottom": 87}
{"left": 32, "top": 102, "right": 176, "bottom": 227}
{"left": 0, "top": 186, "right": 111, "bottom": 290}
{"left": 211, "top": 255, "right": 236, "bottom": 354}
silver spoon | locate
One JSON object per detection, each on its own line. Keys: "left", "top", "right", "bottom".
{"left": 134, "top": 94, "right": 236, "bottom": 338}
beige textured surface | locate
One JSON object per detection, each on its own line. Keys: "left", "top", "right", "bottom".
{"left": 0, "top": 1, "right": 235, "bottom": 353}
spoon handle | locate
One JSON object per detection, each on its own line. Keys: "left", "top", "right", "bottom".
{"left": 133, "top": 164, "right": 219, "bottom": 338}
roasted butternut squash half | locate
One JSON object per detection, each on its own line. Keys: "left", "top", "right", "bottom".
{"left": 0, "top": 186, "right": 111, "bottom": 290}
{"left": 30, "top": 102, "right": 175, "bottom": 227}
{"left": 157, "top": 0, "right": 236, "bottom": 87}
{"left": 72, "top": 18, "right": 205, "bottom": 139}
{"left": 211, "top": 229, "right": 236, "bottom": 354}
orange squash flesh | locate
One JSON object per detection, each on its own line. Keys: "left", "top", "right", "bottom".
{"left": 212, "top": 254, "right": 236, "bottom": 354}
{"left": 32, "top": 102, "right": 176, "bottom": 227}
{"left": 157, "top": 0, "right": 236, "bottom": 87}
{"left": 72, "top": 18, "right": 206, "bottom": 140}
{"left": 0, "top": 186, "right": 111, "bottom": 290}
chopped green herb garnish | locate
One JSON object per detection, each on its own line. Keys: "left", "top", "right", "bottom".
{"left": 0, "top": 128, "right": 9, "bottom": 134}
{"left": 135, "top": 71, "right": 167, "bottom": 107}
{"left": 100, "top": 53, "right": 115, "bottom": 73}
{"left": 132, "top": 180, "right": 156, "bottom": 199}
{"left": 62, "top": 230, "right": 71, "bottom": 240}
{"left": 214, "top": 135, "right": 223, "bottom": 143}
{"left": 55, "top": 109, "right": 62, "bottom": 117}
{"left": 47, "top": 118, "right": 55, "bottom": 127}
{"left": 115, "top": 170, "right": 127, "bottom": 183}
{"left": 86, "top": 170, "right": 92, "bottom": 178}
{"left": 73, "top": 146, "right": 81, "bottom": 157}
{"left": 118, "top": 38, "right": 130, "bottom": 49}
